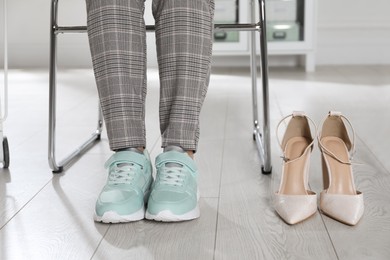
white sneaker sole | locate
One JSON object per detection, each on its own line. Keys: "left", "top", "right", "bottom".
{"left": 145, "top": 191, "right": 200, "bottom": 222}
{"left": 94, "top": 206, "right": 145, "bottom": 223}
{"left": 145, "top": 205, "right": 200, "bottom": 222}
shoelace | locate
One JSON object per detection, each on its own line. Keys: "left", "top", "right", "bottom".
{"left": 159, "top": 166, "right": 186, "bottom": 187}
{"left": 108, "top": 163, "right": 139, "bottom": 185}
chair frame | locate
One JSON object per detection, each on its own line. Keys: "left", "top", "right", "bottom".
{"left": 1, "top": 0, "right": 10, "bottom": 168}
{"left": 49, "top": 0, "right": 272, "bottom": 174}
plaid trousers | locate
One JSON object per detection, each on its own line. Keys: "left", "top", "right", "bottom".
{"left": 86, "top": 0, "right": 214, "bottom": 151}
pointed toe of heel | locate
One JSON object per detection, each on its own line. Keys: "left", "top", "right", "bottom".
{"left": 274, "top": 112, "right": 318, "bottom": 225}
{"left": 318, "top": 111, "right": 364, "bottom": 226}
{"left": 320, "top": 191, "right": 364, "bottom": 226}
{"left": 274, "top": 193, "right": 317, "bottom": 225}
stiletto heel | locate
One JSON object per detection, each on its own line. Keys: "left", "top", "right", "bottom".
{"left": 318, "top": 111, "right": 364, "bottom": 225}
{"left": 274, "top": 111, "right": 317, "bottom": 225}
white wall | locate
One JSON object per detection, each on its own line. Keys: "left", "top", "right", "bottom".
{"left": 1, "top": 0, "right": 390, "bottom": 69}
{"left": 316, "top": 0, "right": 390, "bottom": 65}
{"left": 0, "top": 0, "right": 158, "bottom": 69}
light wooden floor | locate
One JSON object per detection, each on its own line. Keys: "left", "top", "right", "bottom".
{"left": 1, "top": 66, "right": 390, "bottom": 260}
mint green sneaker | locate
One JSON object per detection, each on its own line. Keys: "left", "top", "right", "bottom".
{"left": 145, "top": 151, "right": 200, "bottom": 222}
{"left": 94, "top": 150, "right": 153, "bottom": 223}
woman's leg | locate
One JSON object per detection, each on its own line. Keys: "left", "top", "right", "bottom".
{"left": 152, "top": 0, "right": 215, "bottom": 152}
{"left": 86, "top": 0, "right": 154, "bottom": 224}
{"left": 145, "top": 0, "right": 215, "bottom": 222}
{"left": 86, "top": 0, "right": 147, "bottom": 151}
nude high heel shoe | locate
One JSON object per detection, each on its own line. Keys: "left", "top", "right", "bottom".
{"left": 318, "top": 111, "right": 364, "bottom": 226}
{"left": 274, "top": 112, "right": 317, "bottom": 225}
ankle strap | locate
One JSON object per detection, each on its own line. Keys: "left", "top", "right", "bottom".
{"left": 156, "top": 151, "right": 197, "bottom": 172}
{"left": 276, "top": 111, "right": 317, "bottom": 163}
{"left": 317, "top": 111, "right": 356, "bottom": 165}
{"left": 276, "top": 111, "right": 317, "bottom": 149}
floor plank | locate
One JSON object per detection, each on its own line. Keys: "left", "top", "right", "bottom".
{"left": 0, "top": 154, "right": 110, "bottom": 260}
{"left": 92, "top": 198, "right": 218, "bottom": 260}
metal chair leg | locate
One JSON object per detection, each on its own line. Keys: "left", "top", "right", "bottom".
{"left": 250, "top": 0, "right": 272, "bottom": 174}
{"left": 258, "top": 0, "right": 272, "bottom": 173}
{"left": 48, "top": 0, "right": 102, "bottom": 173}
{"left": 1, "top": 0, "right": 10, "bottom": 169}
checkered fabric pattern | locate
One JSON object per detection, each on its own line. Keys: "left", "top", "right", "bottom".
{"left": 86, "top": 0, "right": 214, "bottom": 151}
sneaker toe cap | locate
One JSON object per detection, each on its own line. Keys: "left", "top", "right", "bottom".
{"left": 96, "top": 189, "right": 144, "bottom": 216}
{"left": 147, "top": 190, "right": 197, "bottom": 215}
